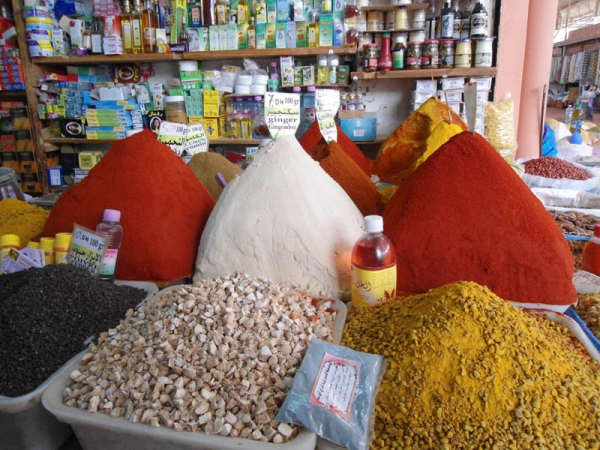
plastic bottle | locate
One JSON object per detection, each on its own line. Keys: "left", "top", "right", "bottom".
{"left": 317, "top": 55, "right": 329, "bottom": 85}
{"left": 40, "top": 237, "right": 55, "bottom": 265}
{"left": 582, "top": 224, "right": 600, "bottom": 276}
{"left": 392, "top": 36, "right": 406, "bottom": 70}
{"left": 96, "top": 209, "right": 124, "bottom": 282}
{"left": 377, "top": 33, "right": 392, "bottom": 72}
{"left": 351, "top": 215, "right": 397, "bottom": 307}
{"left": 0, "top": 233, "right": 20, "bottom": 269}
{"left": 54, "top": 232, "right": 72, "bottom": 264}
{"left": 565, "top": 104, "right": 574, "bottom": 126}
{"left": 328, "top": 51, "right": 339, "bottom": 85}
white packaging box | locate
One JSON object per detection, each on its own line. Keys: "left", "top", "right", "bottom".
{"left": 439, "top": 77, "right": 465, "bottom": 91}
{"left": 415, "top": 79, "right": 437, "bottom": 93}
{"left": 469, "top": 76, "right": 493, "bottom": 91}
{"left": 437, "top": 89, "right": 463, "bottom": 102}
{"left": 413, "top": 90, "right": 436, "bottom": 103}
{"left": 476, "top": 90, "right": 490, "bottom": 102}
{"left": 445, "top": 101, "right": 462, "bottom": 114}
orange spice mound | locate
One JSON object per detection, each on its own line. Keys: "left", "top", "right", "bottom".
{"left": 382, "top": 131, "right": 576, "bottom": 306}
{"left": 306, "top": 138, "right": 383, "bottom": 216}
{"left": 373, "top": 98, "right": 467, "bottom": 186}
{"left": 42, "top": 130, "right": 215, "bottom": 284}
{"left": 299, "top": 121, "right": 372, "bottom": 176}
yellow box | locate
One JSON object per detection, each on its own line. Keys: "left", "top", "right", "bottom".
{"left": 203, "top": 90, "right": 224, "bottom": 105}
{"left": 188, "top": 116, "right": 203, "bottom": 123}
{"left": 202, "top": 115, "right": 226, "bottom": 139}
{"left": 203, "top": 103, "right": 226, "bottom": 118}
{"left": 78, "top": 151, "right": 103, "bottom": 170}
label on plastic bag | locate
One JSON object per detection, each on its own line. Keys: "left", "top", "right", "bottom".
{"left": 310, "top": 352, "right": 360, "bottom": 420}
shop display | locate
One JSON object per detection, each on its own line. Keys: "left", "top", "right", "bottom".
{"left": 41, "top": 130, "right": 215, "bottom": 284}
{"left": 195, "top": 135, "right": 364, "bottom": 300}
{"left": 383, "top": 131, "right": 576, "bottom": 307}
{"left": 0, "top": 198, "right": 49, "bottom": 244}
{"left": 0, "top": 264, "right": 146, "bottom": 397}
{"left": 304, "top": 139, "right": 382, "bottom": 216}
{"left": 523, "top": 156, "right": 591, "bottom": 180}
{"left": 96, "top": 209, "right": 124, "bottom": 282}
{"left": 342, "top": 281, "right": 600, "bottom": 448}
{"left": 548, "top": 209, "right": 599, "bottom": 236}
{"left": 574, "top": 292, "right": 600, "bottom": 340}
{"left": 62, "top": 274, "right": 338, "bottom": 442}
{"left": 187, "top": 151, "right": 242, "bottom": 201}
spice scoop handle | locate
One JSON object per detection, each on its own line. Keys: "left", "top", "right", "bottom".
{"left": 215, "top": 172, "right": 227, "bottom": 189}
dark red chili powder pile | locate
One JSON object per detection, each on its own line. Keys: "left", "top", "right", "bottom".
{"left": 42, "top": 130, "right": 215, "bottom": 284}
{"left": 299, "top": 121, "right": 372, "bottom": 176}
{"left": 382, "top": 131, "right": 576, "bottom": 306}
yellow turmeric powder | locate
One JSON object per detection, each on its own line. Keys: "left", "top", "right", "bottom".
{"left": 342, "top": 281, "right": 600, "bottom": 449}
{"left": 0, "top": 199, "right": 49, "bottom": 244}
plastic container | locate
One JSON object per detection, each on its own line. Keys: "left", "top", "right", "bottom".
{"left": 0, "top": 233, "right": 20, "bottom": 267}
{"left": 0, "top": 167, "right": 26, "bottom": 201}
{"left": 0, "top": 281, "right": 158, "bottom": 450}
{"left": 54, "top": 232, "right": 72, "bottom": 264}
{"left": 40, "top": 237, "right": 55, "bottom": 265}
{"left": 582, "top": 224, "right": 600, "bottom": 276}
{"left": 96, "top": 209, "right": 124, "bottom": 282}
{"left": 42, "top": 286, "right": 347, "bottom": 450}
{"left": 164, "top": 95, "right": 188, "bottom": 123}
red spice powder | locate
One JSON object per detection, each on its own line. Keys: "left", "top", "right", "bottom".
{"left": 299, "top": 121, "right": 372, "bottom": 176}
{"left": 382, "top": 131, "right": 576, "bottom": 306}
{"left": 306, "top": 138, "right": 383, "bottom": 216}
{"left": 42, "top": 130, "right": 215, "bottom": 284}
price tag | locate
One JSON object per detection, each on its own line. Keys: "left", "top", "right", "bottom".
{"left": 317, "top": 110, "right": 337, "bottom": 143}
{"left": 68, "top": 224, "right": 107, "bottom": 276}
{"left": 185, "top": 123, "right": 209, "bottom": 155}
{"left": 157, "top": 121, "right": 187, "bottom": 156}
{"left": 316, "top": 89, "right": 340, "bottom": 143}
{"left": 264, "top": 92, "right": 301, "bottom": 138}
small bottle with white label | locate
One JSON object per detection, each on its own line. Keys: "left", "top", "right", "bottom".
{"left": 96, "top": 209, "right": 124, "bottom": 282}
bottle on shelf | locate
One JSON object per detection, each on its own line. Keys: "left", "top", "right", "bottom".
{"left": 425, "top": 2, "right": 437, "bottom": 41}
{"left": 452, "top": 0, "right": 461, "bottom": 40}
{"left": 142, "top": 0, "right": 157, "bottom": 53}
{"left": 378, "top": 32, "right": 392, "bottom": 72}
{"left": 96, "top": 209, "right": 124, "bottom": 282}
{"left": 238, "top": 0, "right": 249, "bottom": 24}
{"left": 131, "top": 0, "right": 144, "bottom": 53}
{"left": 322, "top": 0, "right": 332, "bottom": 14}
{"left": 269, "top": 60, "right": 280, "bottom": 86}
{"left": 461, "top": 0, "right": 471, "bottom": 39}
{"left": 395, "top": 6, "right": 408, "bottom": 31}
{"left": 308, "top": 13, "right": 320, "bottom": 48}
{"left": 392, "top": 35, "right": 405, "bottom": 70}
{"left": 470, "top": 0, "right": 488, "bottom": 38}
{"left": 215, "top": 0, "right": 228, "bottom": 25}
{"left": 121, "top": 0, "right": 134, "bottom": 54}
{"left": 248, "top": 16, "right": 256, "bottom": 49}
{"left": 355, "top": 93, "right": 365, "bottom": 112}
{"left": 351, "top": 215, "right": 397, "bottom": 308}
{"left": 179, "top": 14, "right": 188, "bottom": 45}
{"left": 440, "top": 0, "right": 454, "bottom": 39}
{"left": 153, "top": 0, "right": 164, "bottom": 29}
{"left": 240, "top": 111, "right": 252, "bottom": 139}
{"left": 582, "top": 224, "right": 600, "bottom": 277}
{"left": 317, "top": 54, "right": 329, "bottom": 85}
{"left": 328, "top": 50, "right": 339, "bottom": 85}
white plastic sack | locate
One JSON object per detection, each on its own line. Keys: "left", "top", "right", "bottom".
{"left": 556, "top": 139, "right": 593, "bottom": 162}
{"left": 518, "top": 158, "right": 599, "bottom": 191}
{"left": 532, "top": 187, "right": 600, "bottom": 209}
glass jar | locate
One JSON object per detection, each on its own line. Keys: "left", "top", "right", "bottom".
{"left": 0, "top": 167, "right": 25, "bottom": 201}
{"left": 422, "top": 39, "right": 439, "bottom": 68}
{"left": 406, "top": 41, "right": 422, "bottom": 69}
{"left": 363, "top": 43, "right": 379, "bottom": 72}
{"left": 395, "top": 6, "right": 408, "bottom": 30}
{"left": 412, "top": 8, "right": 426, "bottom": 29}
{"left": 164, "top": 95, "right": 188, "bottom": 123}
{"left": 439, "top": 39, "right": 455, "bottom": 68}
{"left": 474, "top": 37, "right": 494, "bottom": 68}
{"left": 455, "top": 38, "right": 472, "bottom": 68}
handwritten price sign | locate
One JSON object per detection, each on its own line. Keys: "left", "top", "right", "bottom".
{"left": 316, "top": 89, "right": 339, "bottom": 143}
{"left": 264, "top": 92, "right": 301, "bottom": 138}
{"left": 316, "top": 110, "right": 337, "bottom": 144}
{"left": 69, "top": 224, "right": 107, "bottom": 276}
{"left": 185, "top": 123, "right": 209, "bottom": 154}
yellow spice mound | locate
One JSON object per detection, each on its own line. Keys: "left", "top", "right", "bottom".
{"left": 342, "top": 281, "right": 600, "bottom": 449}
{"left": 0, "top": 198, "right": 49, "bottom": 244}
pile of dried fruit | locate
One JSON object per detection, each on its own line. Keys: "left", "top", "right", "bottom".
{"left": 342, "top": 281, "right": 600, "bottom": 449}
{"left": 574, "top": 292, "right": 600, "bottom": 341}
{"left": 63, "top": 273, "right": 336, "bottom": 443}
{"left": 569, "top": 240, "right": 585, "bottom": 269}
{"left": 548, "top": 209, "right": 599, "bottom": 237}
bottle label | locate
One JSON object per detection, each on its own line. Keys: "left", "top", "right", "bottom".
{"left": 238, "top": 7, "right": 246, "bottom": 24}
{"left": 308, "top": 28, "right": 317, "bottom": 46}
{"left": 123, "top": 23, "right": 133, "bottom": 48}
{"left": 392, "top": 49, "right": 404, "bottom": 69}
{"left": 471, "top": 13, "right": 488, "bottom": 36}
{"left": 453, "top": 18, "right": 461, "bottom": 39}
{"left": 216, "top": 4, "right": 226, "bottom": 24}
{"left": 144, "top": 27, "right": 156, "bottom": 45}
{"left": 328, "top": 68, "right": 337, "bottom": 85}
{"left": 132, "top": 19, "right": 142, "bottom": 46}
{"left": 99, "top": 248, "right": 119, "bottom": 276}
{"left": 248, "top": 29, "right": 256, "bottom": 48}
{"left": 440, "top": 13, "right": 453, "bottom": 38}
{"left": 351, "top": 263, "right": 397, "bottom": 307}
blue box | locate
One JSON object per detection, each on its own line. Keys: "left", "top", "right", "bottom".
{"left": 339, "top": 114, "right": 377, "bottom": 142}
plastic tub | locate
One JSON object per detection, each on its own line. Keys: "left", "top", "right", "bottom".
{"left": 0, "top": 281, "right": 158, "bottom": 450}
{"left": 42, "top": 287, "right": 347, "bottom": 450}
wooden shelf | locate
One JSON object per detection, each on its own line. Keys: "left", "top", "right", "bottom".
{"left": 351, "top": 67, "right": 497, "bottom": 79}
{"left": 32, "top": 53, "right": 183, "bottom": 65}
{"left": 366, "top": 28, "right": 425, "bottom": 34}
{"left": 355, "top": 139, "right": 385, "bottom": 145}
{"left": 0, "top": 90, "right": 26, "bottom": 97}
{"left": 45, "top": 137, "right": 260, "bottom": 145}
{"left": 361, "top": 3, "right": 428, "bottom": 12}
{"left": 184, "top": 46, "right": 357, "bottom": 60}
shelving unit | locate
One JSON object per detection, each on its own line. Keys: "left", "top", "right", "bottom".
{"left": 360, "top": 4, "right": 428, "bottom": 12}
{"left": 44, "top": 137, "right": 260, "bottom": 145}
{"left": 351, "top": 67, "right": 498, "bottom": 80}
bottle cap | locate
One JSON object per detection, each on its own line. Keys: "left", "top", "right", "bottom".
{"left": 292, "top": 86, "right": 301, "bottom": 92}
{"left": 307, "top": 86, "right": 316, "bottom": 92}
{"left": 40, "top": 237, "right": 54, "bottom": 252}
{"left": 594, "top": 224, "right": 600, "bottom": 238}
{"left": 0, "top": 233, "right": 20, "bottom": 248}
{"left": 54, "top": 232, "right": 72, "bottom": 250}
{"left": 27, "top": 241, "right": 40, "bottom": 249}
{"left": 103, "top": 209, "right": 121, "bottom": 222}
{"left": 364, "top": 215, "right": 383, "bottom": 233}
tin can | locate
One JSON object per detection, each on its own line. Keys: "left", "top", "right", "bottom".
{"left": 455, "top": 38, "right": 472, "bottom": 68}
{"left": 406, "top": 41, "right": 422, "bottom": 69}
{"left": 422, "top": 39, "right": 439, "bottom": 68}
{"left": 439, "top": 39, "right": 455, "bottom": 68}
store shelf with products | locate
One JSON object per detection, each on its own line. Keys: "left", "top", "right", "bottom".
{"left": 351, "top": 66, "right": 497, "bottom": 79}
{"left": 44, "top": 137, "right": 260, "bottom": 146}
{"left": 360, "top": 3, "right": 428, "bottom": 12}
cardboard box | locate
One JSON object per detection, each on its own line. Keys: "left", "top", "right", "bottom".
{"left": 319, "top": 14, "right": 333, "bottom": 47}
{"left": 256, "top": 23, "right": 267, "bottom": 49}
{"left": 275, "top": 22, "right": 286, "bottom": 48}
{"left": 295, "top": 20, "right": 306, "bottom": 47}
{"left": 266, "top": 23, "right": 276, "bottom": 48}
{"left": 339, "top": 113, "right": 377, "bottom": 142}
{"left": 285, "top": 21, "right": 296, "bottom": 48}
{"left": 202, "top": 115, "right": 226, "bottom": 138}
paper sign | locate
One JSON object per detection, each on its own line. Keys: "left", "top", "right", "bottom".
{"left": 317, "top": 110, "right": 337, "bottom": 143}
{"left": 264, "top": 92, "right": 301, "bottom": 138}
{"left": 158, "top": 121, "right": 187, "bottom": 156}
{"left": 185, "top": 123, "right": 209, "bottom": 155}
{"left": 316, "top": 89, "right": 340, "bottom": 115}
{"left": 69, "top": 224, "right": 107, "bottom": 276}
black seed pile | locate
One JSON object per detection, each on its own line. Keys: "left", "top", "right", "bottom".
{"left": 0, "top": 264, "right": 147, "bottom": 397}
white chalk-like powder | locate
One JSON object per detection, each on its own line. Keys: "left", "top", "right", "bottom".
{"left": 194, "top": 135, "right": 364, "bottom": 299}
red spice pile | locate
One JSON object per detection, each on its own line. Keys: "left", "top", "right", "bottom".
{"left": 299, "top": 121, "right": 372, "bottom": 176}
{"left": 306, "top": 138, "right": 383, "bottom": 216}
{"left": 382, "top": 131, "right": 576, "bottom": 306}
{"left": 42, "top": 130, "right": 215, "bottom": 284}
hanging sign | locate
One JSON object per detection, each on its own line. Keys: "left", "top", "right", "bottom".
{"left": 68, "top": 224, "right": 107, "bottom": 276}
{"left": 316, "top": 110, "right": 337, "bottom": 143}
{"left": 316, "top": 89, "right": 341, "bottom": 113}
{"left": 316, "top": 89, "right": 340, "bottom": 143}
{"left": 185, "top": 123, "right": 209, "bottom": 155}
{"left": 264, "top": 92, "right": 301, "bottom": 138}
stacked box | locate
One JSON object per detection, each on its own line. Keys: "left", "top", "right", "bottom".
{"left": 202, "top": 90, "right": 226, "bottom": 119}
{"left": 0, "top": 104, "right": 19, "bottom": 171}
{"left": 184, "top": 90, "right": 204, "bottom": 117}
{"left": 0, "top": 44, "right": 25, "bottom": 91}
{"left": 202, "top": 116, "right": 227, "bottom": 138}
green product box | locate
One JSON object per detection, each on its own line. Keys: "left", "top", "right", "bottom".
{"left": 266, "top": 22, "right": 276, "bottom": 48}
{"left": 295, "top": 20, "right": 306, "bottom": 47}
{"left": 256, "top": 23, "right": 267, "bottom": 49}
{"left": 255, "top": 1, "right": 267, "bottom": 23}
{"left": 227, "top": 22, "right": 238, "bottom": 50}
{"left": 180, "top": 69, "right": 203, "bottom": 82}
{"left": 319, "top": 13, "right": 333, "bottom": 47}
{"left": 168, "top": 88, "right": 184, "bottom": 96}
{"left": 218, "top": 24, "right": 228, "bottom": 50}
{"left": 237, "top": 24, "right": 248, "bottom": 50}
{"left": 266, "top": 0, "right": 277, "bottom": 23}
{"left": 187, "top": 2, "right": 202, "bottom": 28}
{"left": 275, "top": 22, "right": 286, "bottom": 48}
{"left": 209, "top": 25, "right": 220, "bottom": 50}
{"left": 170, "top": 0, "right": 186, "bottom": 44}
{"left": 181, "top": 81, "right": 202, "bottom": 90}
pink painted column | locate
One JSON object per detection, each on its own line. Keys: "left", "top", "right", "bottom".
{"left": 516, "top": 0, "right": 559, "bottom": 158}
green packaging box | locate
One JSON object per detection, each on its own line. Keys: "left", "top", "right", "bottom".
{"left": 319, "top": 13, "right": 333, "bottom": 47}
{"left": 256, "top": 23, "right": 267, "bottom": 49}
{"left": 237, "top": 24, "right": 248, "bottom": 50}
{"left": 295, "top": 20, "right": 306, "bottom": 47}
{"left": 266, "top": 22, "right": 276, "bottom": 48}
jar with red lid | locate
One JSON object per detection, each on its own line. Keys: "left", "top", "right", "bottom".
{"left": 422, "top": 39, "right": 439, "bottom": 69}
{"left": 363, "top": 43, "right": 379, "bottom": 72}
{"left": 406, "top": 41, "right": 422, "bottom": 70}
